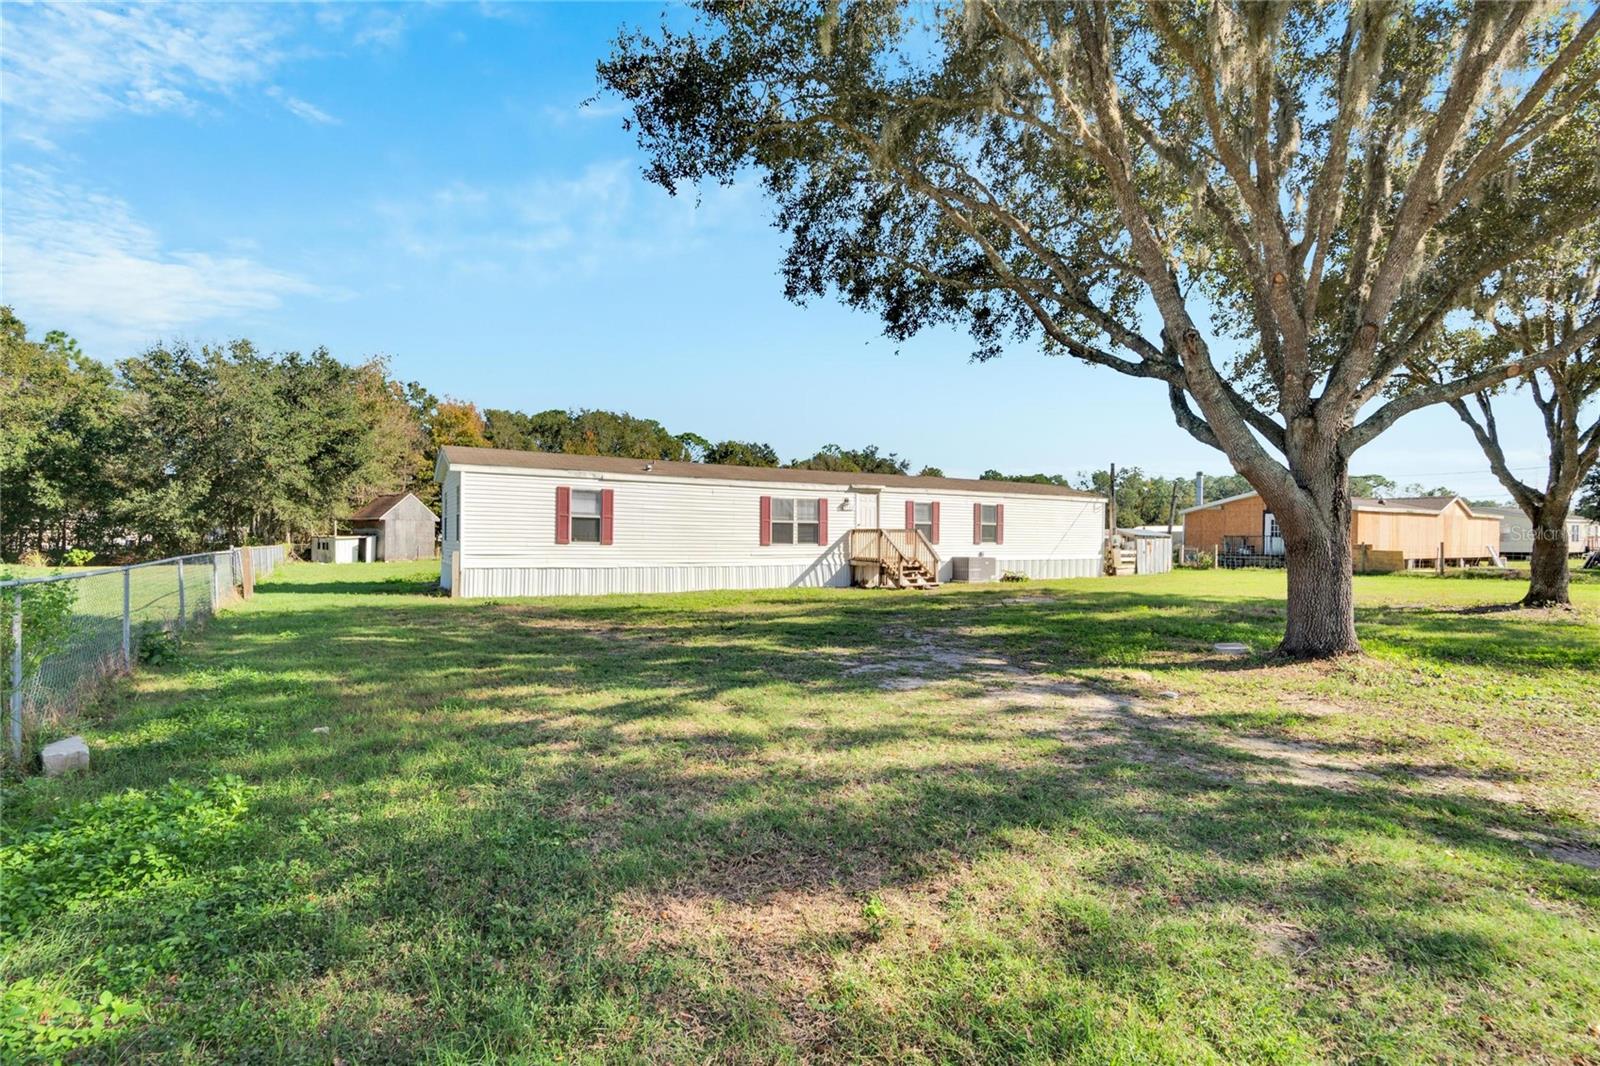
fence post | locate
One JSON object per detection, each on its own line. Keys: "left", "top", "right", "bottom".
{"left": 211, "top": 555, "right": 220, "bottom": 614}
{"left": 122, "top": 569, "right": 132, "bottom": 669}
{"left": 177, "top": 558, "right": 186, "bottom": 632}
{"left": 10, "top": 588, "right": 23, "bottom": 765}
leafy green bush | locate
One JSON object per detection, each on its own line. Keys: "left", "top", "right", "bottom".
{"left": 60, "top": 548, "right": 96, "bottom": 567}
{"left": 0, "top": 573, "right": 78, "bottom": 712}
{"left": 0, "top": 776, "right": 251, "bottom": 937}
{"left": 1183, "top": 552, "right": 1215, "bottom": 570}
{"left": 0, "top": 979, "right": 141, "bottom": 1062}
{"left": 1000, "top": 570, "right": 1030, "bottom": 582}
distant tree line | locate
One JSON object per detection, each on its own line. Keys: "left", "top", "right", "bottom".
{"left": 0, "top": 307, "right": 1512, "bottom": 563}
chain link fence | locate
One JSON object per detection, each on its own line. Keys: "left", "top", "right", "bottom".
{"left": 2, "top": 544, "right": 287, "bottom": 765}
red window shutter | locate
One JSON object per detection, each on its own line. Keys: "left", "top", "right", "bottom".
{"left": 817, "top": 497, "right": 828, "bottom": 544}
{"left": 996, "top": 503, "right": 1005, "bottom": 544}
{"left": 973, "top": 502, "right": 982, "bottom": 543}
{"left": 555, "top": 486, "right": 571, "bottom": 544}
{"left": 759, "top": 495, "right": 772, "bottom": 545}
{"left": 931, "top": 502, "right": 940, "bottom": 544}
{"left": 905, "top": 499, "right": 915, "bottom": 532}
{"left": 600, "top": 488, "right": 615, "bottom": 545}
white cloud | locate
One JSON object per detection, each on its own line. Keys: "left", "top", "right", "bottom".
{"left": 0, "top": 166, "right": 319, "bottom": 350}
{"left": 0, "top": 3, "right": 287, "bottom": 137}
{"left": 541, "top": 97, "right": 631, "bottom": 127}
{"left": 374, "top": 160, "right": 732, "bottom": 280}
{"left": 352, "top": 9, "right": 408, "bottom": 49}
{"left": 266, "top": 86, "right": 340, "bottom": 126}
{"left": 0, "top": 2, "right": 406, "bottom": 141}
{"left": 371, "top": 161, "right": 748, "bottom": 282}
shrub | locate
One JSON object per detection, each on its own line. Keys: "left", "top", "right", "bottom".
{"left": 61, "top": 548, "right": 96, "bottom": 567}
{"left": 1183, "top": 552, "right": 1215, "bottom": 570}
{"left": 1000, "top": 570, "right": 1030, "bottom": 582}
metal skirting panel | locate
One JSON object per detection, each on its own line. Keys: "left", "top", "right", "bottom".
{"left": 458, "top": 561, "right": 852, "bottom": 598}
{"left": 994, "top": 556, "right": 1103, "bottom": 580}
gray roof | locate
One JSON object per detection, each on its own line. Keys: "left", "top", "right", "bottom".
{"left": 438, "top": 446, "right": 1104, "bottom": 500}
{"left": 1352, "top": 496, "right": 1458, "bottom": 514}
{"left": 348, "top": 491, "right": 436, "bottom": 523}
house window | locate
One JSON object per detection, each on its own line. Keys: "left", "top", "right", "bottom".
{"left": 914, "top": 502, "right": 934, "bottom": 541}
{"left": 570, "top": 489, "right": 602, "bottom": 543}
{"left": 1571, "top": 523, "right": 1582, "bottom": 541}
{"left": 979, "top": 503, "right": 999, "bottom": 543}
{"left": 450, "top": 484, "right": 460, "bottom": 541}
{"left": 770, "top": 497, "right": 820, "bottom": 544}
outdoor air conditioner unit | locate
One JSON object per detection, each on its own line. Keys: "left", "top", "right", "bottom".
{"left": 950, "top": 556, "right": 998, "bottom": 583}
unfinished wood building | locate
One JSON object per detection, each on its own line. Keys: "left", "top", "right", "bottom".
{"left": 1180, "top": 492, "right": 1501, "bottom": 568}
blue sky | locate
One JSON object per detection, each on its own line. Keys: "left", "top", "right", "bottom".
{"left": 0, "top": 2, "right": 1554, "bottom": 496}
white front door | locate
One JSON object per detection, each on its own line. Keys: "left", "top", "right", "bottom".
{"left": 1263, "top": 511, "right": 1285, "bottom": 556}
{"left": 854, "top": 493, "right": 879, "bottom": 528}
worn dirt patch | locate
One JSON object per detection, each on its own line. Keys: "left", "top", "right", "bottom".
{"left": 845, "top": 627, "right": 1375, "bottom": 792}
{"left": 1487, "top": 826, "right": 1600, "bottom": 870}
{"left": 613, "top": 886, "right": 861, "bottom": 1049}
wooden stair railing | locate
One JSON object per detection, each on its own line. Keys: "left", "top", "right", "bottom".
{"left": 847, "top": 528, "right": 941, "bottom": 589}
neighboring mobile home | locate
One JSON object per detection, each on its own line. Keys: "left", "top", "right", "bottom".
{"left": 1180, "top": 492, "right": 1501, "bottom": 567}
{"left": 435, "top": 447, "right": 1106, "bottom": 598}
{"left": 1475, "top": 505, "right": 1600, "bottom": 559}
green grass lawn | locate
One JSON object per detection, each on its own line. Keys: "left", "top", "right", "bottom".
{"left": 3, "top": 563, "right": 1598, "bottom": 1063}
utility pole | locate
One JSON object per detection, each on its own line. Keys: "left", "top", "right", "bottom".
{"left": 1108, "top": 463, "right": 1118, "bottom": 530}
{"left": 1105, "top": 463, "right": 1119, "bottom": 576}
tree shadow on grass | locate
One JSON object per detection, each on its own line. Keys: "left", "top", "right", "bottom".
{"left": 21, "top": 581, "right": 1600, "bottom": 1062}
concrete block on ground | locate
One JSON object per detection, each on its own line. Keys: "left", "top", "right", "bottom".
{"left": 41, "top": 735, "right": 90, "bottom": 777}
{"left": 1213, "top": 642, "right": 1251, "bottom": 657}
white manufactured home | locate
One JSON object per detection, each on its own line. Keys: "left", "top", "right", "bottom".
{"left": 435, "top": 446, "right": 1107, "bottom": 598}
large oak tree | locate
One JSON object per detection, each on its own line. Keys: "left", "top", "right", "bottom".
{"left": 600, "top": 0, "right": 1600, "bottom": 656}
{"left": 1437, "top": 230, "right": 1600, "bottom": 605}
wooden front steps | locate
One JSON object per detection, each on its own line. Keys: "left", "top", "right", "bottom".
{"left": 893, "top": 559, "right": 940, "bottom": 589}
{"left": 847, "top": 528, "right": 941, "bottom": 590}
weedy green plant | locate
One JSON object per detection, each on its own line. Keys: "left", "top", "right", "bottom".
{"left": 134, "top": 626, "right": 180, "bottom": 667}
{"left": 0, "top": 776, "right": 251, "bottom": 935}
{"left": 60, "top": 549, "right": 96, "bottom": 567}
{"left": 0, "top": 572, "right": 78, "bottom": 711}
{"left": 0, "top": 979, "right": 142, "bottom": 1062}
{"left": 999, "top": 570, "right": 1029, "bottom": 582}
{"left": 860, "top": 895, "right": 890, "bottom": 940}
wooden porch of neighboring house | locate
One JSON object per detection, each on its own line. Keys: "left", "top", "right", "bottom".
{"left": 848, "top": 528, "right": 941, "bottom": 589}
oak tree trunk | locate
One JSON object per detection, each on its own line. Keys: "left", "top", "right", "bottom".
{"left": 1263, "top": 441, "right": 1361, "bottom": 658}
{"left": 1524, "top": 508, "right": 1572, "bottom": 607}
{"left": 1280, "top": 513, "right": 1360, "bottom": 657}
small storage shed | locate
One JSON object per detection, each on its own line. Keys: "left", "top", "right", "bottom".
{"left": 312, "top": 534, "right": 377, "bottom": 564}
{"left": 347, "top": 492, "right": 439, "bottom": 561}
